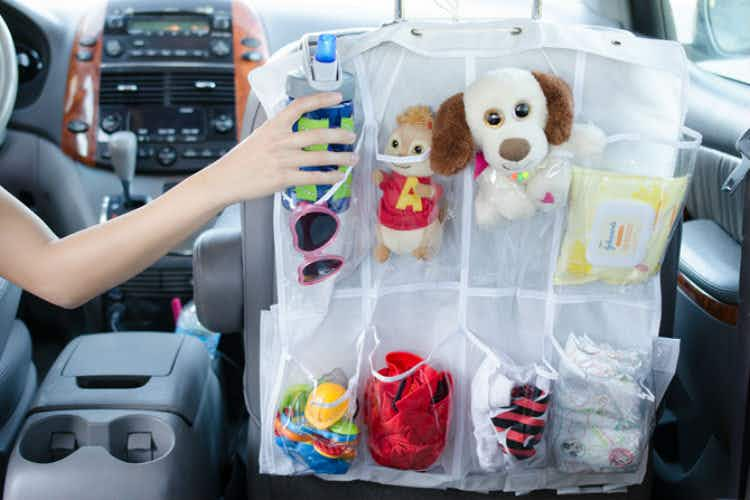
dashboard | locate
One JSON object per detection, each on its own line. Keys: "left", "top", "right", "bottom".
{"left": 60, "top": 0, "right": 267, "bottom": 174}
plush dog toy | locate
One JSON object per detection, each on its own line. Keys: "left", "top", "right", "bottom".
{"left": 431, "top": 68, "right": 606, "bottom": 226}
{"left": 374, "top": 106, "right": 444, "bottom": 262}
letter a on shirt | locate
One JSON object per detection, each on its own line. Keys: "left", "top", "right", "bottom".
{"left": 395, "top": 176, "right": 423, "bottom": 212}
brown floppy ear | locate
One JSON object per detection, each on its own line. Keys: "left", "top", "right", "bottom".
{"left": 430, "top": 93, "right": 474, "bottom": 176}
{"left": 532, "top": 71, "right": 574, "bottom": 146}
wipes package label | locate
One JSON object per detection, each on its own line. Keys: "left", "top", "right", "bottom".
{"left": 586, "top": 200, "right": 655, "bottom": 268}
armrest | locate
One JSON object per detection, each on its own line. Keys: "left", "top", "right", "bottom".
{"left": 680, "top": 219, "right": 740, "bottom": 305}
{"left": 193, "top": 227, "right": 243, "bottom": 333}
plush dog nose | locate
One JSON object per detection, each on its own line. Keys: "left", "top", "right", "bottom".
{"left": 499, "top": 138, "right": 531, "bottom": 162}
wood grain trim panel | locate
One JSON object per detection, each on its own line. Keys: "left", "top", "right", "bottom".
{"left": 232, "top": 0, "right": 269, "bottom": 141}
{"left": 678, "top": 272, "right": 738, "bottom": 326}
{"left": 61, "top": 3, "right": 107, "bottom": 166}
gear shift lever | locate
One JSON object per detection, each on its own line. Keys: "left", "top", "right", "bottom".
{"left": 109, "top": 131, "right": 137, "bottom": 205}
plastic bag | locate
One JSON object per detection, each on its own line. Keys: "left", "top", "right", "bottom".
{"left": 548, "top": 334, "right": 654, "bottom": 474}
{"left": 554, "top": 168, "right": 689, "bottom": 286}
{"left": 471, "top": 355, "right": 555, "bottom": 472}
{"left": 274, "top": 368, "right": 360, "bottom": 475}
{"left": 365, "top": 350, "right": 453, "bottom": 471}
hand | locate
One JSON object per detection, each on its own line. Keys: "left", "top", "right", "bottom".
{"left": 201, "top": 92, "right": 358, "bottom": 205}
{"left": 373, "top": 170, "right": 384, "bottom": 185}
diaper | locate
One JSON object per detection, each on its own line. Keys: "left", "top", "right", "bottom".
{"left": 551, "top": 334, "right": 653, "bottom": 474}
{"left": 555, "top": 167, "right": 689, "bottom": 285}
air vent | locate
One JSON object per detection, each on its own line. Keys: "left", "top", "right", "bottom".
{"left": 100, "top": 72, "right": 165, "bottom": 105}
{"left": 170, "top": 72, "right": 235, "bottom": 104}
{"left": 120, "top": 267, "right": 193, "bottom": 298}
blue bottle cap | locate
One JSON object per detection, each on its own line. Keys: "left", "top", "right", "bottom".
{"left": 315, "top": 34, "right": 336, "bottom": 63}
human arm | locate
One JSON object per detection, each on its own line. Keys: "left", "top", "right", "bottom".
{"left": 0, "top": 92, "right": 357, "bottom": 308}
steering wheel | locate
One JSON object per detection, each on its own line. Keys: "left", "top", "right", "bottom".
{"left": 0, "top": 13, "right": 17, "bottom": 146}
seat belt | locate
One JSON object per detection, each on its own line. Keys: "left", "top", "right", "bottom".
{"left": 722, "top": 128, "right": 750, "bottom": 194}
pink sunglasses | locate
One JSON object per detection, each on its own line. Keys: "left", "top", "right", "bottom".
{"left": 290, "top": 203, "right": 344, "bottom": 286}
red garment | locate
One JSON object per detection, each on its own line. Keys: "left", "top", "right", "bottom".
{"left": 364, "top": 351, "right": 453, "bottom": 471}
{"left": 378, "top": 171, "right": 442, "bottom": 231}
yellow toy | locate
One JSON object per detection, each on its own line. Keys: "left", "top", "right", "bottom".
{"left": 304, "top": 381, "right": 350, "bottom": 430}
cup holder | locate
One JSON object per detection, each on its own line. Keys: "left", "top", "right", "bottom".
{"left": 18, "top": 414, "right": 176, "bottom": 465}
{"left": 19, "top": 415, "right": 89, "bottom": 464}
{"left": 108, "top": 415, "right": 175, "bottom": 463}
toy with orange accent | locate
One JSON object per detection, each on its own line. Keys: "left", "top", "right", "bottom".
{"left": 274, "top": 371, "right": 360, "bottom": 474}
{"left": 374, "top": 106, "right": 445, "bottom": 262}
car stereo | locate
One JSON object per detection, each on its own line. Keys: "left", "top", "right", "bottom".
{"left": 96, "top": 1, "right": 240, "bottom": 173}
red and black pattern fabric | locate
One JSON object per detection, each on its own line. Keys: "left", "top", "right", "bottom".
{"left": 491, "top": 384, "right": 550, "bottom": 460}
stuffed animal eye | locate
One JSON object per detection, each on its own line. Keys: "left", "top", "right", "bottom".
{"left": 514, "top": 102, "right": 530, "bottom": 119}
{"left": 414, "top": 145, "right": 423, "bottom": 154}
{"left": 391, "top": 139, "right": 399, "bottom": 148}
{"left": 483, "top": 109, "right": 504, "bottom": 128}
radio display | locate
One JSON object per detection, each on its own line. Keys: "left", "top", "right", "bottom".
{"left": 128, "top": 108, "right": 205, "bottom": 136}
{"left": 127, "top": 15, "right": 209, "bottom": 35}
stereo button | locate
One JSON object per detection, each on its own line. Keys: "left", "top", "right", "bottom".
{"left": 183, "top": 149, "right": 198, "bottom": 159}
{"left": 212, "top": 16, "right": 231, "bottom": 31}
{"left": 174, "top": 49, "right": 188, "bottom": 57}
{"left": 106, "top": 15, "right": 124, "bottom": 30}
{"left": 210, "top": 39, "right": 231, "bottom": 57}
{"left": 157, "top": 147, "right": 177, "bottom": 167}
{"left": 100, "top": 113, "right": 122, "bottom": 134}
{"left": 213, "top": 115, "right": 234, "bottom": 134}
{"left": 67, "top": 120, "right": 88, "bottom": 134}
{"left": 105, "top": 39, "right": 123, "bottom": 57}
{"left": 242, "top": 51, "right": 263, "bottom": 62}
{"left": 76, "top": 50, "right": 93, "bottom": 62}
{"left": 241, "top": 37, "right": 261, "bottom": 48}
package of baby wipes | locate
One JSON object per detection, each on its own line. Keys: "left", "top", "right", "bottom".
{"left": 554, "top": 167, "right": 689, "bottom": 286}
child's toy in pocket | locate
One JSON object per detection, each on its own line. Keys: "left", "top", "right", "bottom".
{"left": 554, "top": 167, "right": 689, "bottom": 286}
{"left": 274, "top": 369, "right": 360, "bottom": 474}
{"left": 471, "top": 358, "right": 553, "bottom": 471}
{"left": 374, "top": 106, "right": 445, "bottom": 262}
{"left": 364, "top": 351, "right": 453, "bottom": 471}
{"left": 430, "top": 68, "right": 606, "bottom": 226}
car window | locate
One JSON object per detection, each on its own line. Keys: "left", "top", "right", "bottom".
{"left": 667, "top": 0, "right": 750, "bottom": 84}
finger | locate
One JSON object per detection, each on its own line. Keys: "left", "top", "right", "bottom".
{"left": 282, "top": 151, "right": 359, "bottom": 169}
{"left": 276, "top": 92, "right": 343, "bottom": 128}
{"left": 286, "top": 169, "right": 347, "bottom": 187}
{"left": 286, "top": 128, "right": 357, "bottom": 149}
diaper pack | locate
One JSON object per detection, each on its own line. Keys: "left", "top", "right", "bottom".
{"left": 255, "top": 19, "right": 697, "bottom": 495}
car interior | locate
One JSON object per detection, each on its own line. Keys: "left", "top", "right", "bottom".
{"left": 0, "top": 0, "right": 749, "bottom": 499}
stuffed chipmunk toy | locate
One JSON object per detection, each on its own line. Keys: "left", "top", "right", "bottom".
{"left": 374, "top": 106, "right": 445, "bottom": 262}
{"left": 431, "top": 68, "right": 606, "bottom": 227}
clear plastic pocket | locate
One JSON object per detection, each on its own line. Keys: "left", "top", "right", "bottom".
{"left": 363, "top": 329, "right": 457, "bottom": 473}
{"left": 471, "top": 352, "right": 556, "bottom": 472}
{"left": 546, "top": 333, "right": 655, "bottom": 474}
{"left": 274, "top": 368, "right": 361, "bottom": 475}
{"left": 554, "top": 128, "right": 700, "bottom": 287}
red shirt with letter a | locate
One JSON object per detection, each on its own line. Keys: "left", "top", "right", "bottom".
{"left": 378, "top": 171, "right": 442, "bottom": 231}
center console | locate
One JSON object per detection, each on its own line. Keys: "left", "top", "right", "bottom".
{"left": 97, "top": 2, "right": 238, "bottom": 173}
{"left": 4, "top": 333, "right": 224, "bottom": 500}
{"left": 62, "top": 0, "right": 267, "bottom": 173}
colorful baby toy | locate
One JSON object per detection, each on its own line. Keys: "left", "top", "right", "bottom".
{"left": 374, "top": 106, "right": 445, "bottom": 262}
{"left": 365, "top": 351, "right": 453, "bottom": 471}
{"left": 275, "top": 370, "right": 360, "bottom": 474}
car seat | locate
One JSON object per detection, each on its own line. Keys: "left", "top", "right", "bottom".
{"left": 0, "top": 279, "right": 37, "bottom": 482}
